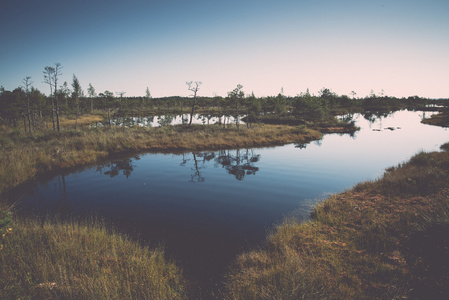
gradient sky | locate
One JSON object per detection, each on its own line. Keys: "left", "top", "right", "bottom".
{"left": 1, "top": 0, "right": 448, "bottom": 98}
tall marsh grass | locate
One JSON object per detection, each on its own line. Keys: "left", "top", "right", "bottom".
{"left": 0, "top": 217, "right": 186, "bottom": 299}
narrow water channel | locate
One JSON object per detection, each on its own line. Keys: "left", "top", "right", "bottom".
{"left": 9, "top": 110, "right": 448, "bottom": 293}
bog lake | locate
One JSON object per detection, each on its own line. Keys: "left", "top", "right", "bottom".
{"left": 8, "top": 109, "right": 448, "bottom": 290}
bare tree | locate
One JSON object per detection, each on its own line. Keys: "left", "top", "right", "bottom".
{"left": 186, "top": 81, "right": 202, "bottom": 125}
{"left": 43, "top": 63, "right": 63, "bottom": 131}
{"left": 22, "top": 76, "right": 33, "bottom": 132}
{"left": 116, "top": 91, "right": 126, "bottom": 104}
{"left": 43, "top": 66, "right": 56, "bottom": 130}
{"left": 53, "top": 63, "right": 62, "bottom": 132}
{"left": 87, "top": 83, "right": 96, "bottom": 112}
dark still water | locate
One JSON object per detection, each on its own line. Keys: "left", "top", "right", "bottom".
{"left": 9, "top": 110, "right": 449, "bottom": 291}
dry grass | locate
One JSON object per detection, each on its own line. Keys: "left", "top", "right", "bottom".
{"left": 224, "top": 144, "right": 449, "bottom": 299}
{"left": 58, "top": 114, "right": 104, "bottom": 127}
{"left": 0, "top": 217, "right": 186, "bottom": 299}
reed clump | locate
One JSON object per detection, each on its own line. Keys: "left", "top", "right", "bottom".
{"left": 224, "top": 143, "right": 449, "bottom": 299}
{"left": 0, "top": 217, "right": 186, "bottom": 299}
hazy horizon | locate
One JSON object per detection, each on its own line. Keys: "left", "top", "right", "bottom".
{"left": 1, "top": 0, "right": 448, "bottom": 98}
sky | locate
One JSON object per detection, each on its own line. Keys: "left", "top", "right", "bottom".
{"left": 1, "top": 0, "right": 448, "bottom": 98}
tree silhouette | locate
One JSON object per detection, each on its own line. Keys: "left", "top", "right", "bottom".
{"left": 87, "top": 83, "right": 96, "bottom": 112}
{"left": 227, "top": 84, "right": 244, "bottom": 130}
{"left": 72, "top": 74, "right": 82, "bottom": 129}
{"left": 179, "top": 152, "right": 216, "bottom": 183}
{"left": 190, "top": 153, "right": 205, "bottom": 183}
{"left": 43, "top": 63, "right": 62, "bottom": 132}
{"left": 43, "top": 66, "right": 56, "bottom": 130}
{"left": 22, "top": 76, "right": 33, "bottom": 133}
{"left": 53, "top": 63, "right": 62, "bottom": 132}
{"left": 186, "top": 81, "right": 201, "bottom": 125}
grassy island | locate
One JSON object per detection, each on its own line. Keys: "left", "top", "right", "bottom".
{"left": 244, "top": 113, "right": 358, "bottom": 134}
{"left": 0, "top": 121, "right": 324, "bottom": 193}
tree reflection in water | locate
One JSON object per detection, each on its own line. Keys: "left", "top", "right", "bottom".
{"left": 215, "top": 149, "right": 260, "bottom": 181}
{"left": 190, "top": 153, "right": 205, "bottom": 183}
{"left": 91, "top": 149, "right": 261, "bottom": 183}
{"left": 179, "top": 149, "right": 261, "bottom": 182}
{"left": 362, "top": 110, "right": 393, "bottom": 126}
{"left": 56, "top": 174, "right": 69, "bottom": 214}
{"left": 180, "top": 152, "right": 214, "bottom": 183}
{"left": 96, "top": 156, "right": 140, "bottom": 178}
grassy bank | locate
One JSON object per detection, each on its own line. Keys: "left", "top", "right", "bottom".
{"left": 246, "top": 114, "right": 359, "bottom": 134}
{"left": 0, "top": 123, "right": 322, "bottom": 194}
{"left": 224, "top": 143, "right": 449, "bottom": 299}
{"left": 0, "top": 218, "right": 186, "bottom": 299}
{"left": 422, "top": 110, "right": 449, "bottom": 127}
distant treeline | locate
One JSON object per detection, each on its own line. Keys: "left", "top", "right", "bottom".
{"left": 1, "top": 77, "right": 448, "bottom": 132}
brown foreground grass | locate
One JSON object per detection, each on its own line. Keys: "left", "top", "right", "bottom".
{"left": 0, "top": 124, "right": 321, "bottom": 194}
{"left": 0, "top": 218, "right": 186, "bottom": 299}
{"left": 224, "top": 144, "right": 449, "bottom": 299}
